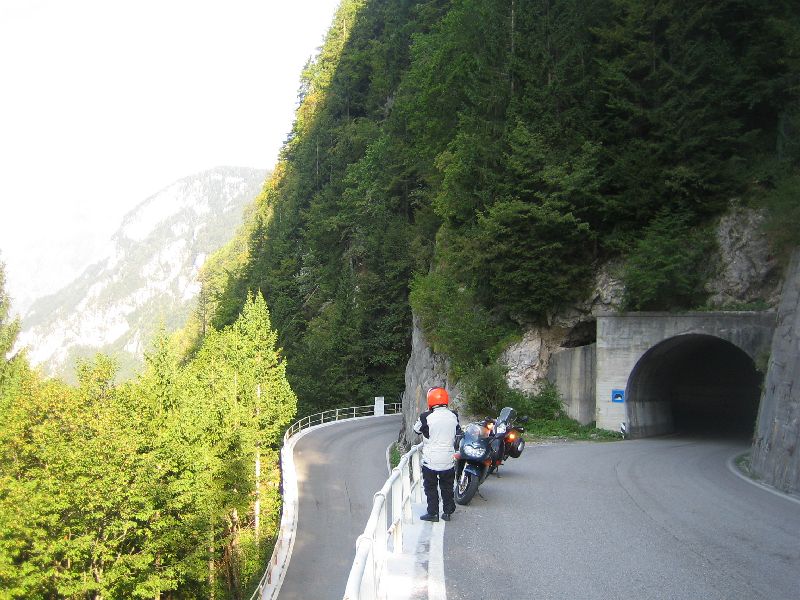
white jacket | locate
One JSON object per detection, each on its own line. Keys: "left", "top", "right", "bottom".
{"left": 413, "top": 405, "right": 461, "bottom": 471}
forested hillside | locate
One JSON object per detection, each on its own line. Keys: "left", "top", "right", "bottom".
{"left": 201, "top": 0, "right": 800, "bottom": 416}
{"left": 1, "top": 281, "right": 296, "bottom": 598}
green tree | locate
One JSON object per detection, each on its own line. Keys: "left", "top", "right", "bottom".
{"left": 0, "top": 356, "right": 158, "bottom": 599}
{"left": 622, "top": 211, "right": 715, "bottom": 310}
{"left": 0, "top": 261, "right": 21, "bottom": 389}
{"left": 183, "top": 292, "right": 296, "bottom": 597}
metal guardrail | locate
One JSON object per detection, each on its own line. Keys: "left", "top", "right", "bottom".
{"left": 283, "top": 404, "right": 399, "bottom": 440}
{"left": 342, "top": 442, "right": 423, "bottom": 600}
{"left": 248, "top": 400, "right": 402, "bottom": 600}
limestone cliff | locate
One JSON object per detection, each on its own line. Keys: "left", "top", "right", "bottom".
{"left": 705, "top": 204, "right": 782, "bottom": 308}
{"left": 399, "top": 315, "right": 462, "bottom": 448}
{"left": 751, "top": 249, "right": 800, "bottom": 495}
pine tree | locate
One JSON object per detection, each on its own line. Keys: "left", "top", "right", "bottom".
{"left": 0, "top": 261, "right": 21, "bottom": 388}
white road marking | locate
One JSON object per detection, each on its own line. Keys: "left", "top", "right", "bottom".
{"left": 428, "top": 520, "right": 447, "bottom": 600}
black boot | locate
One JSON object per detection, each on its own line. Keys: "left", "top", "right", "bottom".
{"left": 419, "top": 512, "right": 439, "bottom": 522}
{"left": 441, "top": 512, "right": 452, "bottom": 521}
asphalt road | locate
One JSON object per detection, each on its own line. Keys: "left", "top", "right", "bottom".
{"left": 443, "top": 436, "right": 800, "bottom": 600}
{"left": 278, "top": 414, "right": 402, "bottom": 600}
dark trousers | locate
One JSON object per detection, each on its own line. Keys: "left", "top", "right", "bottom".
{"left": 422, "top": 465, "right": 456, "bottom": 515}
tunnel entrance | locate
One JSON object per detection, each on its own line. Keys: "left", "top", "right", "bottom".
{"left": 626, "top": 334, "right": 763, "bottom": 438}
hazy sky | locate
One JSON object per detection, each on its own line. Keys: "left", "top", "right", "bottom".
{"left": 0, "top": 0, "right": 341, "bottom": 313}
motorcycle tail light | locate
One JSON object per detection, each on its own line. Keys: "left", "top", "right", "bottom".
{"left": 454, "top": 453, "right": 461, "bottom": 459}
{"left": 483, "top": 459, "right": 492, "bottom": 466}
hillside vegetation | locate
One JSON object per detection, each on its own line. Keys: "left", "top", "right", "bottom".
{"left": 1, "top": 284, "right": 295, "bottom": 598}
{"left": 200, "top": 0, "right": 800, "bottom": 416}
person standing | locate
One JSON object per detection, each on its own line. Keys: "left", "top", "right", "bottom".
{"left": 413, "top": 387, "right": 461, "bottom": 522}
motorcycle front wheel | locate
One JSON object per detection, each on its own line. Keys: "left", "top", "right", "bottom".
{"left": 454, "top": 470, "right": 479, "bottom": 505}
{"left": 508, "top": 437, "right": 525, "bottom": 458}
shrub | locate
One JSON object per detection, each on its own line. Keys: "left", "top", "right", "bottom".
{"left": 460, "top": 363, "right": 510, "bottom": 416}
{"left": 460, "top": 364, "right": 563, "bottom": 420}
{"left": 508, "top": 380, "right": 564, "bottom": 420}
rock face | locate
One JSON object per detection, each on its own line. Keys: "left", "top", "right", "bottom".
{"left": 501, "top": 327, "right": 567, "bottom": 394}
{"left": 399, "top": 315, "right": 462, "bottom": 448}
{"left": 751, "top": 249, "right": 800, "bottom": 495}
{"left": 705, "top": 205, "right": 782, "bottom": 308}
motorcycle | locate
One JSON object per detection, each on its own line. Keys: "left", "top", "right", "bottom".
{"left": 453, "top": 406, "right": 527, "bottom": 505}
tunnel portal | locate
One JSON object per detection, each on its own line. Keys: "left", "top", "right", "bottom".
{"left": 626, "top": 334, "right": 762, "bottom": 437}
{"left": 595, "top": 312, "right": 775, "bottom": 436}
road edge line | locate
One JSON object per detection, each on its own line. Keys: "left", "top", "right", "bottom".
{"left": 428, "top": 520, "right": 447, "bottom": 600}
{"left": 726, "top": 452, "right": 800, "bottom": 506}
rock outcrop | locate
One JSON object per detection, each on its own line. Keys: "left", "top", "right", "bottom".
{"left": 399, "top": 315, "right": 462, "bottom": 448}
{"left": 500, "top": 260, "right": 625, "bottom": 404}
{"left": 705, "top": 205, "right": 782, "bottom": 308}
{"left": 751, "top": 249, "right": 800, "bottom": 495}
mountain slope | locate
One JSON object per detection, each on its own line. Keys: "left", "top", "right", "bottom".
{"left": 205, "top": 0, "right": 799, "bottom": 417}
{"left": 19, "top": 166, "right": 266, "bottom": 382}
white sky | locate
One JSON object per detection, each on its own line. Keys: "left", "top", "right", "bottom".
{"left": 0, "top": 0, "right": 341, "bottom": 314}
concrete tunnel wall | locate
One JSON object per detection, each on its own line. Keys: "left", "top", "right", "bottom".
{"left": 596, "top": 312, "right": 776, "bottom": 436}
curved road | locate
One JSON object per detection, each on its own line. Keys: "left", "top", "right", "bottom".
{"left": 443, "top": 436, "right": 800, "bottom": 600}
{"left": 278, "top": 414, "right": 401, "bottom": 600}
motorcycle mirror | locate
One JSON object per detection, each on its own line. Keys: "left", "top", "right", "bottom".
{"left": 518, "top": 415, "right": 530, "bottom": 423}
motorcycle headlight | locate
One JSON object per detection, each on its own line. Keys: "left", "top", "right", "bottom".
{"left": 463, "top": 444, "right": 485, "bottom": 458}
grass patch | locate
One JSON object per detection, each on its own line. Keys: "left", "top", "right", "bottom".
{"left": 389, "top": 442, "right": 402, "bottom": 469}
{"left": 735, "top": 452, "right": 753, "bottom": 477}
{"left": 523, "top": 417, "right": 622, "bottom": 442}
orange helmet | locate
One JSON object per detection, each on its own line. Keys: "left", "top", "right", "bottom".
{"left": 426, "top": 387, "right": 449, "bottom": 409}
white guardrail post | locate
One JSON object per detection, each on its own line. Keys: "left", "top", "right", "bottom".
{"left": 247, "top": 401, "right": 402, "bottom": 600}
{"left": 343, "top": 442, "right": 423, "bottom": 600}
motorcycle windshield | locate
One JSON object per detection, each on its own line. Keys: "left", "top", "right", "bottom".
{"left": 463, "top": 423, "right": 490, "bottom": 442}
{"left": 497, "top": 406, "right": 516, "bottom": 425}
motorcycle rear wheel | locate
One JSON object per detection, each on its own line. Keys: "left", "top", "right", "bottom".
{"left": 454, "top": 471, "right": 479, "bottom": 505}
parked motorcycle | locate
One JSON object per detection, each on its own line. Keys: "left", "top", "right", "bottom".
{"left": 453, "top": 406, "right": 527, "bottom": 505}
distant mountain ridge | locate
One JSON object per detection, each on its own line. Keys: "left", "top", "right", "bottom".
{"left": 18, "top": 166, "right": 266, "bottom": 382}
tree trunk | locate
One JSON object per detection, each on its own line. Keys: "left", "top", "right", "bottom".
{"left": 209, "top": 528, "right": 216, "bottom": 600}
{"left": 224, "top": 509, "right": 242, "bottom": 600}
{"left": 510, "top": 0, "right": 516, "bottom": 97}
{"left": 155, "top": 552, "right": 161, "bottom": 600}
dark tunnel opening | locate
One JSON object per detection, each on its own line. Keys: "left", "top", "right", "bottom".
{"left": 626, "top": 334, "right": 763, "bottom": 438}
